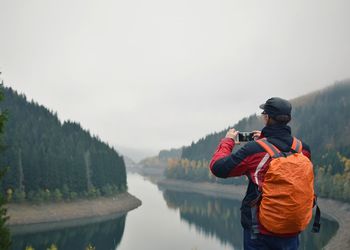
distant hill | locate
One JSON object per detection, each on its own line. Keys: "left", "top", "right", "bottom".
{"left": 0, "top": 84, "right": 127, "bottom": 202}
{"left": 159, "top": 148, "right": 182, "bottom": 160}
{"left": 168, "top": 80, "right": 350, "bottom": 201}
{"left": 116, "top": 145, "right": 157, "bottom": 163}
{"left": 123, "top": 155, "right": 139, "bottom": 169}
{"left": 139, "top": 147, "right": 182, "bottom": 168}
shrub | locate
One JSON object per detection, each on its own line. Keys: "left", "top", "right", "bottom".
{"left": 42, "top": 189, "right": 51, "bottom": 201}
{"left": 69, "top": 192, "right": 78, "bottom": 200}
{"left": 27, "top": 190, "right": 35, "bottom": 202}
{"left": 101, "top": 184, "right": 113, "bottom": 196}
{"left": 53, "top": 189, "right": 63, "bottom": 202}
{"left": 87, "top": 187, "right": 97, "bottom": 199}
{"left": 13, "top": 189, "right": 25, "bottom": 203}
{"left": 46, "top": 243, "right": 58, "bottom": 250}
{"left": 61, "top": 184, "right": 70, "bottom": 200}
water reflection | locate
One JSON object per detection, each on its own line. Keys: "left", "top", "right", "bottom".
{"left": 162, "top": 190, "right": 338, "bottom": 250}
{"left": 8, "top": 174, "right": 339, "bottom": 250}
{"left": 10, "top": 214, "right": 126, "bottom": 250}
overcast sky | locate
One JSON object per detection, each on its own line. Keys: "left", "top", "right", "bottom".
{"left": 0, "top": 0, "right": 349, "bottom": 161}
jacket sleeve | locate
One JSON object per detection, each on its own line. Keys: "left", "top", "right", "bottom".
{"left": 209, "top": 138, "right": 251, "bottom": 178}
{"left": 301, "top": 142, "right": 311, "bottom": 160}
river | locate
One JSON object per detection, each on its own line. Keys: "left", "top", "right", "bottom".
{"left": 11, "top": 173, "right": 338, "bottom": 250}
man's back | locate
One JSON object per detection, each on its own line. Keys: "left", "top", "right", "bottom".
{"left": 209, "top": 97, "right": 318, "bottom": 250}
{"left": 209, "top": 124, "right": 311, "bottom": 233}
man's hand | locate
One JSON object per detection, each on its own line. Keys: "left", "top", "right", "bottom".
{"left": 225, "top": 128, "right": 239, "bottom": 141}
{"left": 252, "top": 130, "right": 261, "bottom": 140}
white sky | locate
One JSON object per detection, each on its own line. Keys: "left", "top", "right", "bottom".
{"left": 0, "top": 0, "right": 349, "bottom": 161}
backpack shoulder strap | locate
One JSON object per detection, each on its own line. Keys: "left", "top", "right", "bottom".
{"left": 312, "top": 195, "right": 321, "bottom": 233}
{"left": 256, "top": 139, "right": 281, "bottom": 158}
{"left": 291, "top": 137, "right": 303, "bottom": 153}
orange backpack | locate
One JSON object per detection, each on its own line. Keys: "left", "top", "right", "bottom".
{"left": 252, "top": 137, "right": 320, "bottom": 235}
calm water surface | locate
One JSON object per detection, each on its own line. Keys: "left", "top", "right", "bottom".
{"left": 11, "top": 173, "right": 338, "bottom": 250}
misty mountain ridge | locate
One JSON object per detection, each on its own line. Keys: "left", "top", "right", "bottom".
{"left": 181, "top": 80, "right": 350, "bottom": 165}
{"left": 165, "top": 80, "right": 350, "bottom": 202}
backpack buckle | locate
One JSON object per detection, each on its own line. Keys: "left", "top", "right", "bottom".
{"left": 251, "top": 225, "right": 259, "bottom": 239}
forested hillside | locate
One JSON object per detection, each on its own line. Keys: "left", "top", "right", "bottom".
{"left": 0, "top": 84, "right": 127, "bottom": 202}
{"left": 166, "top": 80, "right": 350, "bottom": 201}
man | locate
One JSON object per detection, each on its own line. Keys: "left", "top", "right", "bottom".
{"left": 209, "top": 97, "right": 314, "bottom": 250}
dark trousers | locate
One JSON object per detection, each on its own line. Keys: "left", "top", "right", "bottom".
{"left": 244, "top": 229, "right": 299, "bottom": 250}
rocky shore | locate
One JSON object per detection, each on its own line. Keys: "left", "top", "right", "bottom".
{"left": 6, "top": 192, "right": 141, "bottom": 233}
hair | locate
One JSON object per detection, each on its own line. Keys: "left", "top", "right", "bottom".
{"left": 268, "top": 115, "right": 291, "bottom": 125}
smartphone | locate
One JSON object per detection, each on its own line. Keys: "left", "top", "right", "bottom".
{"left": 236, "top": 132, "right": 254, "bottom": 142}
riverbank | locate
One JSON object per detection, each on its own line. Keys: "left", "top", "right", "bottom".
{"left": 6, "top": 192, "right": 141, "bottom": 231}
{"left": 156, "top": 177, "right": 350, "bottom": 250}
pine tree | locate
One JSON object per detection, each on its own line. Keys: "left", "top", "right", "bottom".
{"left": 0, "top": 82, "right": 11, "bottom": 249}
